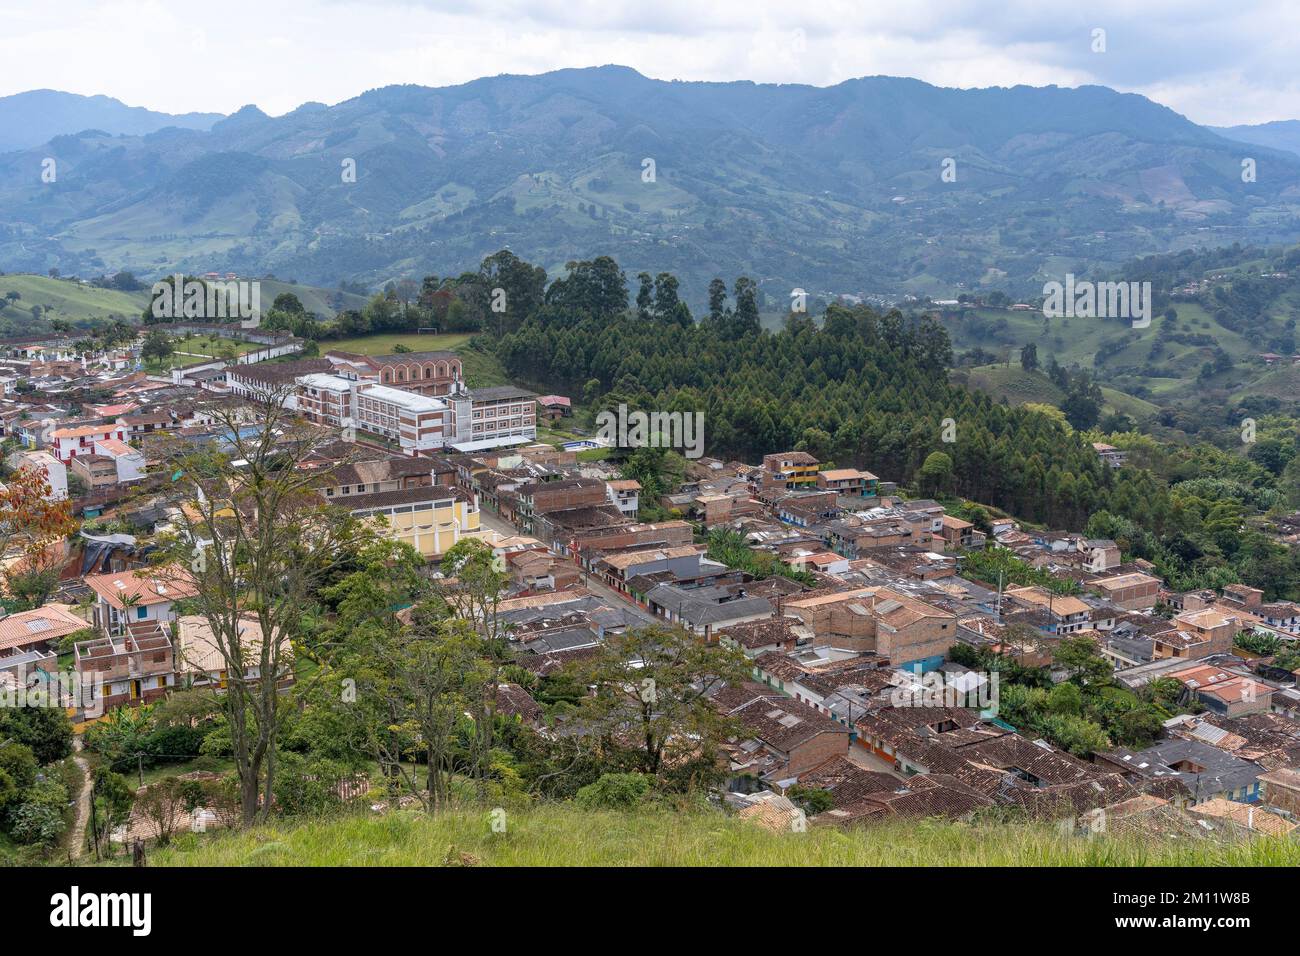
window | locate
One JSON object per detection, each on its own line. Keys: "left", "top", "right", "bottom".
{"left": 137, "top": 606, "right": 148, "bottom": 619}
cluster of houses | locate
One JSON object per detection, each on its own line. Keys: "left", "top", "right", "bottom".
{"left": 0, "top": 569, "right": 288, "bottom": 715}
{"left": 0, "top": 327, "right": 571, "bottom": 737}
{"left": 442, "top": 446, "right": 1300, "bottom": 835}
{"left": 3, "top": 326, "right": 1300, "bottom": 840}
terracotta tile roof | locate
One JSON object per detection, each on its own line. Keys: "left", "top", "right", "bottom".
{"left": 718, "top": 618, "right": 799, "bottom": 649}
{"left": 858, "top": 773, "right": 993, "bottom": 820}
{"left": 495, "top": 682, "right": 543, "bottom": 723}
{"left": 94, "top": 438, "right": 137, "bottom": 457}
{"left": 732, "top": 695, "right": 849, "bottom": 752}
{"left": 796, "top": 755, "right": 900, "bottom": 808}
{"left": 52, "top": 423, "right": 121, "bottom": 439}
{"left": 1189, "top": 798, "right": 1297, "bottom": 836}
{"left": 0, "top": 603, "right": 88, "bottom": 652}
{"left": 83, "top": 565, "right": 196, "bottom": 610}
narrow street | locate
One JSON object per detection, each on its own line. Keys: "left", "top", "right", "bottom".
{"left": 476, "top": 507, "right": 658, "bottom": 625}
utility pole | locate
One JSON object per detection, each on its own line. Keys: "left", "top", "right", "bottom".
{"left": 89, "top": 775, "right": 100, "bottom": 862}
{"left": 995, "top": 570, "right": 1004, "bottom": 623}
{"left": 137, "top": 752, "right": 144, "bottom": 790}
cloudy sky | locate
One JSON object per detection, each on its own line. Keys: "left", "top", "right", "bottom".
{"left": 2, "top": 0, "right": 1298, "bottom": 126}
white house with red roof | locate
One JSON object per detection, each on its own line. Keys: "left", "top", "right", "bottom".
{"left": 49, "top": 422, "right": 126, "bottom": 464}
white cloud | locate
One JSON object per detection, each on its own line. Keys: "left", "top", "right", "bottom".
{"left": 0, "top": 0, "right": 1296, "bottom": 125}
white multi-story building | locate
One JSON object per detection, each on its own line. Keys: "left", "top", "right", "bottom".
{"left": 606, "top": 479, "right": 641, "bottom": 516}
{"left": 296, "top": 375, "right": 537, "bottom": 454}
{"left": 296, "top": 374, "right": 451, "bottom": 453}
{"left": 446, "top": 385, "right": 537, "bottom": 451}
{"left": 296, "top": 373, "right": 355, "bottom": 428}
{"left": 354, "top": 383, "right": 449, "bottom": 452}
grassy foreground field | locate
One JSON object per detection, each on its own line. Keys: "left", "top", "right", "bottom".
{"left": 129, "top": 806, "right": 1300, "bottom": 867}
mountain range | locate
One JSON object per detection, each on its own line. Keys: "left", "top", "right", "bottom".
{"left": 1211, "top": 120, "right": 1300, "bottom": 159}
{"left": 2, "top": 68, "right": 1300, "bottom": 305}
{"left": 0, "top": 90, "right": 221, "bottom": 154}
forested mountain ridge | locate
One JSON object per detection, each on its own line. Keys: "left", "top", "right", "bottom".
{"left": 4, "top": 67, "right": 1299, "bottom": 303}
{"left": 474, "top": 251, "right": 1300, "bottom": 600}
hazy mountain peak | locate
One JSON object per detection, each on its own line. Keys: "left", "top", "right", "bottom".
{"left": 213, "top": 104, "right": 271, "bottom": 129}
{"left": 0, "top": 89, "right": 222, "bottom": 154}
{"left": 1212, "top": 118, "right": 1300, "bottom": 157}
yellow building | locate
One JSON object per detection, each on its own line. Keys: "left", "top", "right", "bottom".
{"left": 344, "top": 484, "right": 482, "bottom": 559}
{"left": 762, "top": 451, "right": 820, "bottom": 487}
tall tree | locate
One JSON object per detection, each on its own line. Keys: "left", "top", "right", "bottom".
{"left": 635, "top": 272, "right": 654, "bottom": 321}
{"left": 731, "top": 276, "right": 760, "bottom": 336}
{"left": 707, "top": 278, "right": 728, "bottom": 325}
{"left": 567, "top": 625, "right": 751, "bottom": 784}
{"left": 159, "top": 388, "right": 375, "bottom": 825}
{"left": 436, "top": 538, "right": 512, "bottom": 790}
{"left": 652, "top": 272, "right": 680, "bottom": 321}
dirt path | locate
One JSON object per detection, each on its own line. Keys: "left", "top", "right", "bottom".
{"left": 69, "top": 736, "right": 92, "bottom": 861}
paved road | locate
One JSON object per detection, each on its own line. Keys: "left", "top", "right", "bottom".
{"left": 845, "top": 741, "right": 907, "bottom": 780}
{"left": 477, "top": 508, "right": 658, "bottom": 625}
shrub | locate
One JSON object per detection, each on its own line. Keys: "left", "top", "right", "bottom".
{"left": 146, "top": 723, "right": 206, "bottom": 761}
{"left": 9, "top": 778, "right": 69, "bottom": 847}
{"left": 575, "top": 773, "right": 652, "bottom": 810}
{"left": 787, "top": 786, "right": 835, "bottom": 816}
{"left": 273, "top": 755, "right": 354, "bottom": 817}
{"left": 0, "top": 704, "right": 74, "bottom": 764}
{"left": 0, "top": 742, "right": 38, "bottom": 819}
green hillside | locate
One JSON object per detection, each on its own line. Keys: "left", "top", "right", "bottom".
{"left": 121, "top": 806, "right": 1300, "bottom": 868}
{"left": 941, "top": 297, "right": 1277, "bottom": 411}
{"left": 0, "top": 274, "right": 147, "bottom": 329}
{"left": 256, "top": 278, "right": 369, "bottom": 317}
{"left": 958, "top": 364, "right": 1066, "bottom": 405}
{"left": 1098, "top": 386, "right": 1161, "bottom": 420}
{"left": 953, "top": 364, "right": 1158, "bottom": 421}
{"left": 1233, "top": 362, "right": 1300, "bottom": 402}
{"left": 0, "top": 273, "right": 367, "bottom": 334}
